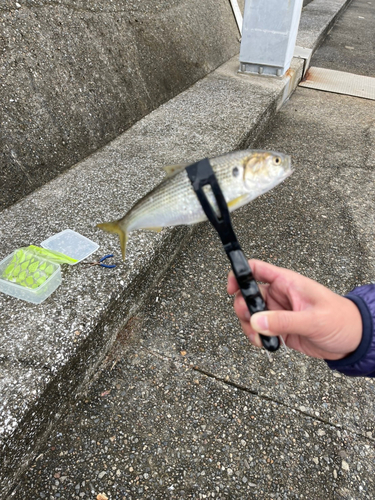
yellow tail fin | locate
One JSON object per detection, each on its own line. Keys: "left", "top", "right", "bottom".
{"left": 97, "top": 221, "right": 128, "bottom": 261}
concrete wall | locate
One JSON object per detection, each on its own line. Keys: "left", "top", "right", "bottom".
{"left": 0, "top": 0, "right": 243, "bottom": 209}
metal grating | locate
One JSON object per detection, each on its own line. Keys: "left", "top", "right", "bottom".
{"left": 299, "top": 67, "right": 375, "bottom": 101}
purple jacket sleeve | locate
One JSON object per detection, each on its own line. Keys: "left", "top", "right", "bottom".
{"left": 325, "top": 284, "right": 375, "bottom": 377}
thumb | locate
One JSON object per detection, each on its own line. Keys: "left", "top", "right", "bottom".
{"left": 251, "top": 310, "right": 313, "bottom": 337}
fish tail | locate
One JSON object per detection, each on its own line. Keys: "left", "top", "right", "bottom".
{"left": 97, "top": 221, "right": 128, "bottom": 261}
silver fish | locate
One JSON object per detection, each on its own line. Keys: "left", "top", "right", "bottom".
{"left": 98, "top": 150, "right": 292, "bottom": 259}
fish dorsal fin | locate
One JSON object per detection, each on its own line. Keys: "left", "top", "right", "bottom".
{"left": 162, "top": 163, "right": 189, "bottom": 177}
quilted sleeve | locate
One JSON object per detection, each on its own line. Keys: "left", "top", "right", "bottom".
{"left": 325, "top": 285, "right": 375, "bottom": 377}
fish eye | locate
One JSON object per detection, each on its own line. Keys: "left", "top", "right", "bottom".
{"left": 273, "top": 156, "right": 281, "bottom": 165}
{"left": 232, "top": 166, "right": 240, "bottom": 177}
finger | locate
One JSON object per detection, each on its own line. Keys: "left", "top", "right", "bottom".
{"left": 228, "top": 259, "right": 288, "bottom": 295}
{"left": 233, "top": 285, "right": 270, "bottom": 322}
{"left": 227, "top": 271, "right": 239, "bottom": 295}
{"left": 250, "top": 259, "right": 328, "bottom": 304}
{"left": 234, "top": 292, "right": 250, "bottom": 321}
{"left": 250, "top": 310, "right": 314, "bottom": 337}
{"left": 249, "top": 259, "right": 296, "bottom": 285}
{"left": 233, "top": 285, "right": 272, "bottom": 321}
{"left": 227, "top": 260, "right": 276, "bottom": 295}
{"left": 239, "top": 319, "right": 263, "bottom": 348}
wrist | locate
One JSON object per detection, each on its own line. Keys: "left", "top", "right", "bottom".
{"left": 339, "top": 297, "right": 363, "bottom": 358}
{"left": 326, "top": 292, "right": 375, "bottom": 376}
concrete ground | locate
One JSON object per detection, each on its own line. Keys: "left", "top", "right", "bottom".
{"left": 310, "top": 0, "right": 374, "bottom": 77}
{"left": 9, "top": 0, "right": 375, "bottom": 498}
{"left": 3, "top": 1, "right": 349, "bottom": 496}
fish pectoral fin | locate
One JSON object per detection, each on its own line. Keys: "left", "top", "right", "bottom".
{"left": 227, "top": 194, "right": 250, "bottom": 211}
{"left": 162, "top": 163, "right": 189, "bottom": 177}
{"left": 143, "top": 226, "right": 163, "bottom": 233}
{"left": 97, "top": 221, "right": 128, "bottom": 261}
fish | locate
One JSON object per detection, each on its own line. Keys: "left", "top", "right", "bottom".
{"left": 97, "top": 149, "right": 292, "bottom": 260}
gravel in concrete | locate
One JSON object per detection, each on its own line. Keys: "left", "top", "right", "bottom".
{"left": 12, "top": 9, "right": 375, "bottom": 495}
{"left": 13, "top": 344, "right": 375, "bottom": 499}
{"left": 0, "top": 48, "right": 305, "bottom": 500}
{"left": 0, "top": 0, "right": 358, "bottom": 496}
{"left": 310, "top": 0, "right": 375, "bottom": 77}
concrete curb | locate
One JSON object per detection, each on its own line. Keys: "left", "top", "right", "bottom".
{"left": 0, "top": 0, "right": 351, "bottom": 496}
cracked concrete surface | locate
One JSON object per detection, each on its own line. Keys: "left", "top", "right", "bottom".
{"left": 0, "top": 0, "right": 243, "bottom": 209}
{"left": 4, "top": 0, "right": 374, "bottom": 497}
{"left": 9, "top": 306, "right": 375, "bottom": 500}
{"left": 13, "top": 98, "right": 375, "bottom": 495}
{"left": 11, "top": 2, "right": 375, "bottom": 490}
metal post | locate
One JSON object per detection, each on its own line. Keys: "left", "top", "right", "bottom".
{"left": 239, "top": 0, "right": 304, "bottom": 77}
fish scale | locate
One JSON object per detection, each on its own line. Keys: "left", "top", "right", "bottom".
{"left": 97, "top": 150, "right": 292, "bottom": 260}
{"left": 128, "top": 155, "right": 255, "bottom": 229}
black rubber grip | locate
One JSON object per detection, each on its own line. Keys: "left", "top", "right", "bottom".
{"left": 228, "top": 250, "right": 279, "bottom": 352}
{"left": 185, "top": 158, "right": 279, "bottom": 353}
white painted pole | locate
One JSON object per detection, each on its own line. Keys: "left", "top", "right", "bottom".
{"left": 239, "top": 0, "right": 304, "bottom": 77}
{"left": 229, "top": 0, "right": 243, "bottom": 36}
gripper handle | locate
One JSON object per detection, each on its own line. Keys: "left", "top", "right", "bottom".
{"left": 228, "top": 249, "right": 279, "bottom": 352}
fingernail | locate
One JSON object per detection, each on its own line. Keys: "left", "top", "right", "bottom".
{"left": 251, "top": 313, "right": 269, "bottom": 333}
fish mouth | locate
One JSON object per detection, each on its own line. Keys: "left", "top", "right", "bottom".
{"left": 283, "top": 155, "right": 293, "bottom": 177}
{"left": 285, "top": 154, "right": 292, "bottom": 170}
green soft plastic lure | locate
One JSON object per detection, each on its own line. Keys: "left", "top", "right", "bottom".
{"left": 2, "top": 246, "right": 77, "bottom": 289}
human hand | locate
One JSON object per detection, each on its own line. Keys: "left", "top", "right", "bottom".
{"left": 227, "top": 259, "right": 362, "bottom": 360}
